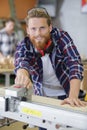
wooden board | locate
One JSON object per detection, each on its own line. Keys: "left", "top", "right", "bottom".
{"left": 0, "top": 88, "right": 87, "bottom": 114}
{"left": 0, "top": 69, "right": 14, "bottom": 73}
{"left": 31, "top": 95, "right": 87, "bottom": 114}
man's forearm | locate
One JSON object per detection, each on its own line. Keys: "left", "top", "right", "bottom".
{"left": 69, "top": 79, "right": 81, "bottom": 98}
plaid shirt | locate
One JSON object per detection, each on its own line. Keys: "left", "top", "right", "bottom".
{"left": 0, "top": 28, "right": 18, "bottom": 56}
{"left": 14, "top": 28, "right": 83, "bottom": 96}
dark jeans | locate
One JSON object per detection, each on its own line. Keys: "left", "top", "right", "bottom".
{"left": 39, "top": 95, "right": 66, "bottom": 130}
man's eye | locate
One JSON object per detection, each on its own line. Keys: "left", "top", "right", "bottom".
{"left": 31, "top": 28, "right": 36, "bottom": 31}
{"left": 40, "top": 27, "right": 45, "bottom": 29}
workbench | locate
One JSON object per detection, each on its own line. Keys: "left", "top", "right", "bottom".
{"left": 0, "top": 86, "right": 87, "bottom": 130}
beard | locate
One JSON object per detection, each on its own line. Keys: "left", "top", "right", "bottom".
{"left": 29, "top": 34, "right": 51, "bottom": 50}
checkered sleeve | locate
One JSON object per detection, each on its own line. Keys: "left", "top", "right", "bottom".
{"left": 59, "top": 31, "right": 83, "bottom": 81}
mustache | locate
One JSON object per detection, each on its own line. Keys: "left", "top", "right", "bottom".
{"left": 34, "top": 35, "right": 43, "bottom": 38}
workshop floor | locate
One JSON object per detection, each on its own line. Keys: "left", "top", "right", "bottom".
{"left": 0, "top": 121, "right": 80, "bottom": 130}
{"left": 0, "top": 122, "right": 38, "bottom": 130}
{"left": 0, "top": 122, "right": 80, "bottom": 130}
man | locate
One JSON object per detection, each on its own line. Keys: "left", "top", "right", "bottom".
{"left": 0, "top": 18, "right": 18, "bottom": 57}
{"left": 14, "top": 7, "right": 86, "bottom": 130}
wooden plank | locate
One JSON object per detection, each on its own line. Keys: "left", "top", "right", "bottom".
{"left": 0, "top": 69, "right": 13, "bottom": 73}
{"left": 0, "top": 88, "right": 87, "bottom": 114}
{"left": 31, "top": 95, "right": 87, "bottom": 113}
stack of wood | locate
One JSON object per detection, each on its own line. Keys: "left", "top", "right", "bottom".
{"left": 0, "top": 54, "right": 14, "bottom": 69}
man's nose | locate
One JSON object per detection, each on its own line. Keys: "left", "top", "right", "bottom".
{"left": 35, "top": 29, "right": 41, "bottom": 36}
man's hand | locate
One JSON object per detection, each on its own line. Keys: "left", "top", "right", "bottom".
{"left": 15, "top": 69, "right": 33, "bottom": 88}
{"left": 61, "top": 97, "right": 87, "bottom": 107}
{"left": 61, "top": 79, "right": 87, "bottom": 107}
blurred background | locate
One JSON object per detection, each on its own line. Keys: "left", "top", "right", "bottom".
{"left": 0, "top": 0, "right": 87, "bottom": 58}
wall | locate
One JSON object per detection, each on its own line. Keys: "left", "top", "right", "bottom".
{"left": 0, "top": 0, "right": 10, "bottom": 18}
{"left": 0, "top": 0, "right": 37, "bottom": 32}
{"left": 0, "top": 0, "right": 37, "bottom": 19}
{"left": 14, "top": 0, "right": 37, "bottom": 20}
{"left": 54, "top": 0, "right": 87, "bottom": 58}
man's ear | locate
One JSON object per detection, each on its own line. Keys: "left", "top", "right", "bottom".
{"left": 49, "top": 24, "right": 52, "bottom": 32}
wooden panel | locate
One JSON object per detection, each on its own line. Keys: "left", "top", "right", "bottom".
{"left": 0, "top": 0, "right": 11, "bottom": 18}
{"left": 32, "top": 95, "right": 87, "bottom": 113}
{"left": 0, "top": 69, "right": 13, "bottom": 73}
{"left": 14, "top": 0, "right": 37, "bottom": 20}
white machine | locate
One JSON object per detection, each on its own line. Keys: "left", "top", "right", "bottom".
{"left": 0, "top": 85, "right": 87, "bottom": 130}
